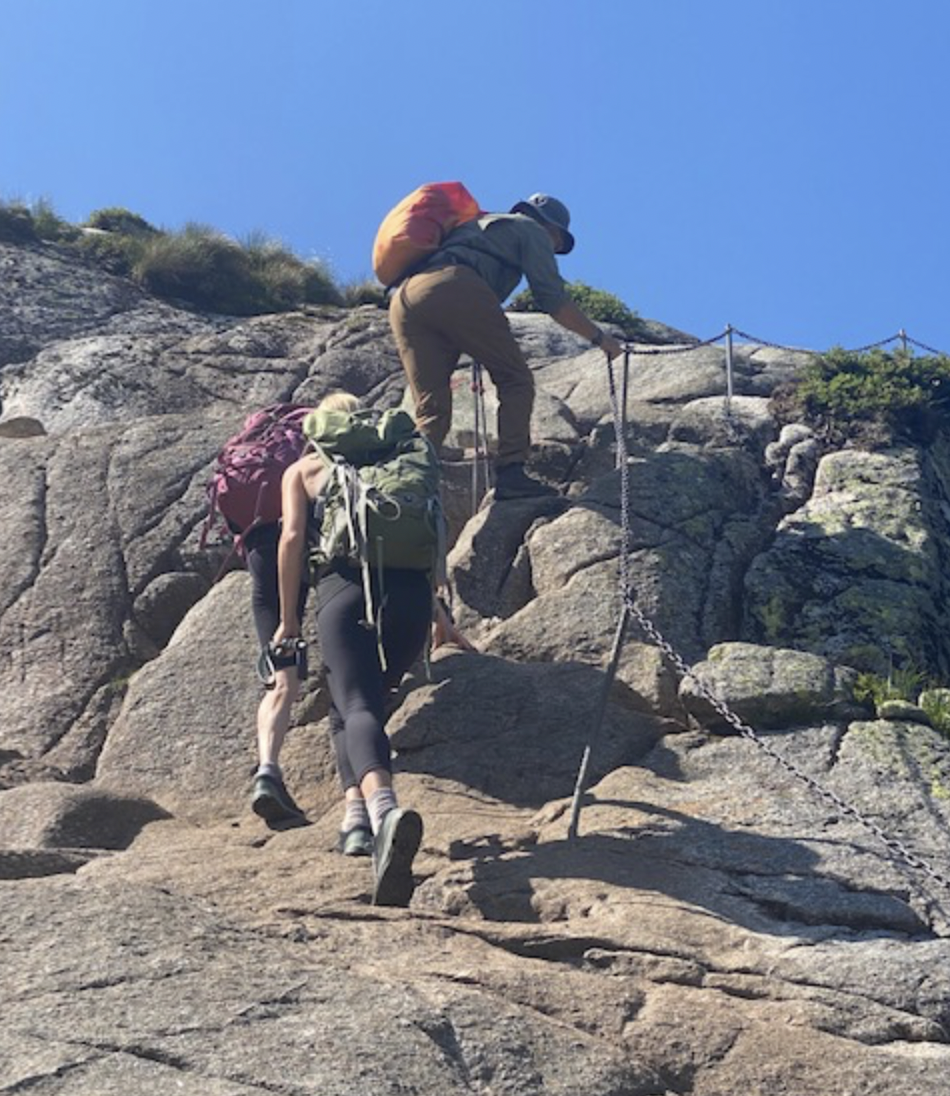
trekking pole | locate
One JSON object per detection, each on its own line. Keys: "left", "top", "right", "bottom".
{"left": 471, "top": 360, "right": 488, "bottom": 515}
{"left": 567, "top": 602, "right": 631, "bottom": 841}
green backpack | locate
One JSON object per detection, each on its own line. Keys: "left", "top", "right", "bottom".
{"left": 303, "top": 407, "right": 446, "bottom": 660}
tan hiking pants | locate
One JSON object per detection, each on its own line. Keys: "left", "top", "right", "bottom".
{"left": 389, "top": 264, "right": 534, "bottom": 467}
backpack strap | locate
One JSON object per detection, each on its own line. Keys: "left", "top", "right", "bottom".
{"left": 327, "top": 456, "right": 391, "bottom": 673}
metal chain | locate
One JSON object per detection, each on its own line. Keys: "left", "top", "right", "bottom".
{"left": 621, "top": 331, "right": 725, "bottom": 356}
{"left": 729, "top": 327, "right": 812, "bottom": 354}
{"left": 627, "top": 326, "right": 949, "bottom": 360}
{"left": 624, "top": 597, "right": 950, "bottom": 898}
{"left": 845, "top": 335, "right": 909, "bottom": 355}
{"left": 731, "top": 328, "right": 910, "bottom": 357}
{"left": 602, "top": 357, "right": 950, "bottom": 909}
{"left": 907, "top": 335, "right": 948, "bottom": 358}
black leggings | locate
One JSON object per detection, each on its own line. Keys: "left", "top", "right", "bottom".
{"left": 317, "top": 565, "right": 432, "bottom": 790}
{"left": 245, "top": 523, "right": 307, "bottom": 651}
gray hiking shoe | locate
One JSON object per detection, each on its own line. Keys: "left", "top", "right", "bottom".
{"left": 494, "top": 463, "right": 558, "bottom": 500}
{"left": 251, "top": 774, "right": 305, "bottom": 823}
{"left": 372, "top": 808, "right": 423, "bottom": 907}
{"left": 337, "top": 825, "right": 374, "bottom": 857}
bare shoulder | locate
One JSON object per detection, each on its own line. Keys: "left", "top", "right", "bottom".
{"left": 298, "top": 454, "right": 328, "bottom": 499}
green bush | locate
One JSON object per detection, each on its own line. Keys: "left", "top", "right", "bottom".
{"left": 85, "top": 206, "right": 158, "bottom": 237}
{"left": 242, "top": 232, "right": 341, "bottom": 310}
{"left": 133, "top": 224, "right": 262, "bottom": 313}
{"left": 854, "top": 667, "right": 927, "bottom": 710}
{"left": 29, "top": 197, "right": 79, "bottom": 242}
{"left": 76, "top": 230, "right": 148, "bottom": 277}
{"left": 1, "top": 197, "right": 346, "bottom": 315}
{"left": 133, "top": 224, "right": 342, "bottom": 315}
{"left": 778, "top": 347, "right": 950, "bottom": 446}
{"left": 0, "top": 197, "right": 77, "bottom": 244}
{"left": 920, "top": 690, "right": 950, "bottom": 740}
{"left": 509, "top": 280, "right": 641, "bottom": 333}
{"left": 0, "top": 200, "right": 38, "bottom": 243}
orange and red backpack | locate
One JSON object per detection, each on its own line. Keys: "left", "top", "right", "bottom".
{"left": 372, "top": 181, "right": 482, "bottom": 288}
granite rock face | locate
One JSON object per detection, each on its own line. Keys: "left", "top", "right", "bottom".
{"left": 2, "top": 238, "right": 950, "bottom": 1095}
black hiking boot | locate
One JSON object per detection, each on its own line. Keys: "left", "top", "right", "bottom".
{"left": 494, "top": 463, "right": 558, "bottom": 501}
{"left": 372, "top": 808, "right": 423, "bottom": 907}
{"left": 251, "top": 773, "right": 305, "bottom": 823}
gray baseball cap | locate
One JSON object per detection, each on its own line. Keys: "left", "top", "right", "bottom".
{"left": 510, "top": 193, "right": 575, "bottom": 254}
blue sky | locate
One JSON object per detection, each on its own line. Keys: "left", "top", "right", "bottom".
{"left": 2, "top": 0, "right": 948, "bottom": 353}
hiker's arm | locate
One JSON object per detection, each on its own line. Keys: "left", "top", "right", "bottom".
{"left": 274, "top": 463, "right": 308, "bottom": 642}
{"left": 550, "top": 299, "right": 624, "bottom": 360}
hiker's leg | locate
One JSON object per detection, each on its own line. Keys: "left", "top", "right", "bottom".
{"left": 316, "top": 573, "right": 391, "bottom": 786}
{"left": 249, "top": 526, "right": 296, "bottom": 768}
{"left": 247, "top": 524, "right": 282, "bottom": 648}
{"left": 248, "top": 526, "right": 308, "bottom": 818}
{"left": 448, "top": 267, "right": 534, "bottom": 468}
{"left": 327, "top": 702, "right": 372, "bottom": 853}
{"left": 389, "top": 271, "right": 460, "bottom": 450}
{"left": 380, "top": 570, "right": 434, "bottom": 690}
{"left": 327, "top": 703, "right": 357, "bottom": 789}
{"left": 256, "top": 668, "right": 300, "bottom": 766}
{"left": 355, "top": 570, "right": 433, "bottom": 827}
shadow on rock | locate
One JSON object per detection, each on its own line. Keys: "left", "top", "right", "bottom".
{"left": 389, "top": 651, "right": 671, "bottom": 809}
{"left": 419, "top": 800, "right": 931, "bottom": 940}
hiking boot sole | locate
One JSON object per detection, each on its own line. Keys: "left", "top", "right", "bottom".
{"left": 373, "top": 809, "right": 423, "bottom": 907}
{"left": 251, "top": 789, "right": 304, "bottom": 824}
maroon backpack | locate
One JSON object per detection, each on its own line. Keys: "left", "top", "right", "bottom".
{"left": 202, "top": 403, "right": 310, "bottom": 557}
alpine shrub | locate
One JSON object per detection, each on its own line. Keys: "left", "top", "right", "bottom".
{"left": 133, "top": 224, "right": 252, "bottom": 312}
{"left": 510, "top": 280, "right": 641, "bottom": 334}
{"left": 242, "top": 232, "right": 341, "bottom": 310}
{"left": 30, "top": 198, "right": 78, "bottom": 242}
{"left": 77, "top": 231, "right": 148, "bottom": 277}
{"left": 134, "top": 225, "right": 343, "bottom": 315}
{"left": 86, "top": 206, "right": 159, "bottom": 237}
{"left": 780, "top": 347, "right": 950, "bottom": 446}
{"left": 0, "top": 200, "right": 37, "bottom": 243}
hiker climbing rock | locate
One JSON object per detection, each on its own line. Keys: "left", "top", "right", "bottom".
{"left": 203, "top": 403, "right": 312, "bottom": 824}
{"left": 384, "top": 188, "right": 624, "bottom": 499}
{"left": 246, "top": 524, "right": 309, "bottom": 823}
{"left": 274, "top": 391, "right": 468, "bottom": 904}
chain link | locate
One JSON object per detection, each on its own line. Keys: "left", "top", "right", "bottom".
{"left": 602, "top": 355, "right": 950, "bottom": 913}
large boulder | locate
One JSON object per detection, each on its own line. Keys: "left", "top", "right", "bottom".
{"left": 743, "top": 446, "right": 950, "bottom": 675}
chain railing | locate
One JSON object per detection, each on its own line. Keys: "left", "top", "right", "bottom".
{"left": 621, "top": 326, "right": 949, "bottom": 425}
{"left": 568, "top": 341, "right": 950, "bottom": 926}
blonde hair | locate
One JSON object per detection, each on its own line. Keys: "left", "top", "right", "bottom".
{"left": 316, "top": 390, "right": 360, "bottom": 414}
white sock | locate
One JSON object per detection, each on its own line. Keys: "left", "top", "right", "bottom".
{"left": 367, "top": 787, "right": 398, "bottom": 835}
{"left": 257, "top": 762, "right": 281, "bottom": 779}
{"left": 342, "top": 798, "right": 370, "bottom": 832}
